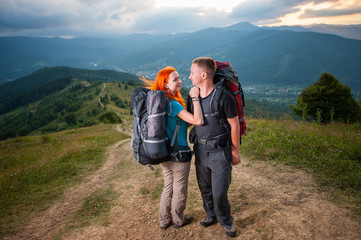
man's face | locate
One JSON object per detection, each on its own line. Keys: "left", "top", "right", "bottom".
{"left": 189, "top": 63, "right": 203, "bottom": 87}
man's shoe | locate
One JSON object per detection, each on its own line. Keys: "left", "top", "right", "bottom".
{"left": 224, "top": 223, "right": 237, "bottom": 237}
{"left": 160, "top": 221, "right": 172, "bottom": 230}
{"left": 173, "top": 214, "right": 193, "bottom": 229}
{"left": 200, "top": 216, "right": 217, "bottom": 227}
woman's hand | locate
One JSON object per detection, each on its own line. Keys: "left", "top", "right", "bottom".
{"left": 189, "top": 87, "right": 200, "bottom": 98}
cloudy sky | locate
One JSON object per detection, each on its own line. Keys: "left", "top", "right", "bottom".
{"left": 1, "top": 0, "right": 361, "bottom": 37}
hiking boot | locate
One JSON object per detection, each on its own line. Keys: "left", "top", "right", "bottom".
{"left": 173, "top": 214, "right": 193, "bottom": 229}
{"left": 224, "top": 223, "right": 237, "bottom": 237}
{"left": 200, "top": 216, "right": 217, "bottom": 227}
{"left": 160, "top": 221, "right": 172, "bottom": 230}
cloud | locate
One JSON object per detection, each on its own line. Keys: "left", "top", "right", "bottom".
{"left": 0, "top": 0, "right": 360, "bottom": 37}
{"left": 302, "top": 7, "right": 361, "bottom": 18}
{"left": 229, "top": 0, "right": 301, "bottom": 23}
{"left": 0, "top": 12, "right": 70, "bottom": 30}
{"left": 300, "top": 2, "right": 361, "bottom": 19}
{"left": 0, "top": 0, "right": 236, "bottom": 36}
{"left": 228, "top": 0, "right": 342, "bottom": 24}
{"left": 0, "top": 0, "right": 156, "bottom": 36}
{"left": 0, "top": 1, "right": 76, "bottom": 31}
{"left": 132, "top": 7, "right": 234, "bottom": 34}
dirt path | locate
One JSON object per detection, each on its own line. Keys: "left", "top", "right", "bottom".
{"left": 7, "top": 127, "right": 361, "bottom": 240}
{"left": 98, "top": 83, "right": 106, "bottom": 108}
{"left": 4, "top": 127, "right": 130, "bottom": 240}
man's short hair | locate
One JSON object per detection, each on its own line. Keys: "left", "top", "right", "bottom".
{"left": 192, "top": 57, "right": 216, "bottom": 79}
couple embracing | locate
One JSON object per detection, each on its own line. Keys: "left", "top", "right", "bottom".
{"left": 141, "top": 57, "right": 241, "bottom": 238}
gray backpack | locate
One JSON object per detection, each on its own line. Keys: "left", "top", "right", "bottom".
{"left": 131, "top": 87, "right": 180, "bottom": 165}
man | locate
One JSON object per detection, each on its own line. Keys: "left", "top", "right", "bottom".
{"left": 187, "top": 57, "right": 241, "bottom": 237}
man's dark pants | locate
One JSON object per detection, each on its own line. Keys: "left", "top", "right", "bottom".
{"left": 194, "top": 144, "right": 233, "bottom": 226}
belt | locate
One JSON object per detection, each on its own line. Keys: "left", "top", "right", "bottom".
{"left": 194, "top": 138, "right": 218, "bottom": 148}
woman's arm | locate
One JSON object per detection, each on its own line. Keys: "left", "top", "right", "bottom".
{"left": 177, "top": 102, "right": 203, "bottom": 125}
{"left": 177, "top": 87, "right": 204, "bottom": 126}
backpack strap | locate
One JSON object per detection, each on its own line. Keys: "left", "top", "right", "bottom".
{"left": 170, "top": 117, "right": 181, "bottom": 147}
{"left": 210, "top": 82, "right": 231, "bottom": 138}
{"left": 166, "top": 98, "right": 174, "bottom": 116}
{"left": 167, "top": 98, "right": 181, "bottom": 147}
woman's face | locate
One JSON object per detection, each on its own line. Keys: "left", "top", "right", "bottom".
{"left": 166, "top": 71, "right": 182, "bottom": 93}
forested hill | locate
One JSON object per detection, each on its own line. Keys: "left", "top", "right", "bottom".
{"left": 0, "top": 66, "right": 286, "bottom": 140}
{"left": 0, "top": 79, "right": 136, "bottom": 140}
{"left": 0, "top": 66, "right": 140, "bottom": 102}
{"left": 0, "top": 67, "right": 142, "bottom": 140}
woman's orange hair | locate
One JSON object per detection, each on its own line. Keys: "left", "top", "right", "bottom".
{"left": 140, "top": 66, "right": 185, "bottom": 108}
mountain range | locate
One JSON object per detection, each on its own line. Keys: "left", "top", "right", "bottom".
{"left": 1, "top": 22, "right": 361, "bottom": 90}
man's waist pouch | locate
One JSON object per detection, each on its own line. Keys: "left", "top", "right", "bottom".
{"left": 190, "top": 132, "right": 230, "bottom": 149}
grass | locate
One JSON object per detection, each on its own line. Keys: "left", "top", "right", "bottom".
{"left": 53, "top": 186, "right": 119, "bottom": 240}
{"left": 74, "top": 187, "right": 119, "bottom": 227}
{"left": 240, "top": 119, "right": 361, "bottom": 213}
{"left": 25, "top": 81, "right": 135, "bottom": 136}
{"left": 139, "top": 186, "right": 150, "bottom": 195}
{"left": 151, "top": 181, "right": 164, "bottom": 200}
{"left": 102, "top": 82, "right": 134, "bottom": 114}
{"left": 255, "top": 225, "right": 275, "bottom": 240}
{"left": 0, "top": 123, "right": 130, "bottom": 238}
{"left": 186, "top": 189, "right": 199, "bottom": 212}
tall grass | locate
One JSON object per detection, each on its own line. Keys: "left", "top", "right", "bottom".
{"left": 0, "top": 124, "right": 129, "bottom": 237}
{"left": 240, "top": 119, "right": 361, "bottom": 212}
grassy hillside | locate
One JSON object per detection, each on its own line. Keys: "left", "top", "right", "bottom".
{"left": 243, "top": 98, "right": 291, "bottom": 119}
{"left": 0, "top": 123, "right": 130, "bottom": 237}
{"left": 240, "top": 119, "right": 361, "bottom": 212}
{"left": 0, "top": 66, "right": 140, "bottom": 102}
{"left": 0, "top": 80, "right": 136, "bottom": 140}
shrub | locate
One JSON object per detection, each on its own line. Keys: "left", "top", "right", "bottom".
{"left": 98, "top": 111, "right": 122, "bottom": 124}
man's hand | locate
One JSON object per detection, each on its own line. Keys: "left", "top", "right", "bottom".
{"left": 189, "top": 87, "right": 200, "bottom": 98}
{"left": 231, "top": 148, "right": 241, "bottom": 166}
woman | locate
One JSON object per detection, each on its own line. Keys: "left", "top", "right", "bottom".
{"left": 141, "top": 66, "right": 204, "bottom": 229}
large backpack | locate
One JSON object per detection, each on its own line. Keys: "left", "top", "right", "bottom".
{"left": 131, "top": 87, "right": 180, "bottom": 166}
{"left": 212, "top": 61, "right": 246, "bottom": 144}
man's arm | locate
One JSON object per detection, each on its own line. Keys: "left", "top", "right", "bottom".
{"left": 227, "top": 116, "right": 241, "bottom": 165}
